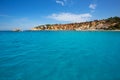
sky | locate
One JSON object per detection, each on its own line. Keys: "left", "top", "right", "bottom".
{"left": 0, "top": 0, "right": 120, "bottom": 30}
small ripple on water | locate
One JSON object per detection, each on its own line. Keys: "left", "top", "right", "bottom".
{"left": 0, "top": 31, "right": 120, "bottom": 80}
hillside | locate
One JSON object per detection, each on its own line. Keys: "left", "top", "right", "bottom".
{"left": 31, "top": 16, "right": 120, "bottom": 31}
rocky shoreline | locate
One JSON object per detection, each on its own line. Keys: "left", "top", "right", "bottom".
{"left": 31, "top": 16, "right": 120, "bottom": 31}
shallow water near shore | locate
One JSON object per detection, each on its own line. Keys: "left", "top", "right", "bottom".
{"left": 0, "top": 31, "right": 120, "bottom": 80}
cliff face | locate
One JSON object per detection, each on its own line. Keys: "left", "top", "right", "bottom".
{"left": 32, "top": 17, "right": 120, "bottom": 31}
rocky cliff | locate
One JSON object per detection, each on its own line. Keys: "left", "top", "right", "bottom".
{"left": 32, "top": 16, "right": 120, "bottom": 31}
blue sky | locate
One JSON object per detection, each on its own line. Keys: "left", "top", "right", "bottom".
{"left": 0, "top": 0, "right": 120, "bottom": 30}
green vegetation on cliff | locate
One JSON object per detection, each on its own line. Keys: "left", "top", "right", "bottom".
{"left": 32, "top": 16, "right": 120, "bottom": 31}
{"left": 106, "top": 16, "right": 120, "bottom": 30}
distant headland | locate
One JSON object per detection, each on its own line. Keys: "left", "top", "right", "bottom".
{"left": 31, "top": 16, "right": 120, "bottom": 31}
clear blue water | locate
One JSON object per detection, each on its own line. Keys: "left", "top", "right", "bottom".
{"left": 0, "top": 31, "right": 120, "bottom": 80}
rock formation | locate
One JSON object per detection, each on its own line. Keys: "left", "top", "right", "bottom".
{"left": 31, "top": 16, "right": 120, "bottom": 31}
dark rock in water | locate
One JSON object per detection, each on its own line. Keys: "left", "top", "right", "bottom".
{"left": 12, "top": 28, "right": 22, "bottom": 32}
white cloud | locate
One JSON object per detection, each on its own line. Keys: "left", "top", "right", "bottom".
{"left": 10, "top": 18, "right": 42, "bottom": 30}
{"left": 89, "top": 4, "right": 96, "bottom": 9}
{"left": 0, "top": 14, "right": 12, "bottom": 17}
{"left": 15, "top": 18, "right": 28, "bottom": 22}
{"left": 56, "top": 0, "right": 65, "bottom": 6}
{"left": 48, "top": 13, "right": 92, "bottom": 22}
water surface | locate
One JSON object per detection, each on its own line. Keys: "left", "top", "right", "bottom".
{"left": 0, "top": 31, "right": 120, "bottom": 80}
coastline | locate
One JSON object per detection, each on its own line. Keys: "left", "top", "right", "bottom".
{"left": 29, "top": 29, "right": 120, "bottom": 32}
{"left": 6, "top": 29, "right": 120, "bottom": 32}
{"left": 31, "top": 17, "right": 120, "bottom": 31}
{"left": 1, "top": 30, "right": 120, "bottom": 32}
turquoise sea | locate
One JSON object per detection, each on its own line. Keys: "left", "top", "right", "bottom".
{"left": 0, "top": 31, "right": 120, "bottom": 80}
